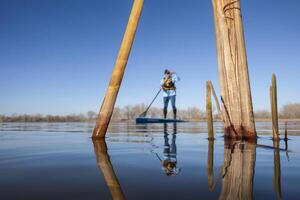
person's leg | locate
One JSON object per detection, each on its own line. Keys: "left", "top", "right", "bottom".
{"left": 170, "top": 133, "right": 177, "bottom": 160}
{"left": 163, "top": 96, "right": 169, "bottom": 119}
{"left": 170, "top": 95, "right": 177, "bottom": 119}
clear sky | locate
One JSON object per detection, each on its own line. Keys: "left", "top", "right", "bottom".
{"left": 0, "top": 0, "right": 299, "bottom": 115}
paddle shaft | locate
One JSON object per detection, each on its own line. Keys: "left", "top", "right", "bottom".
{"left": 142, "top": 89, "right": 162, "bottom": 116}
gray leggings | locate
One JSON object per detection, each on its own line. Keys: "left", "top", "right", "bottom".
{"left": 163, "top": 95, "right": 176, "bottom": 111}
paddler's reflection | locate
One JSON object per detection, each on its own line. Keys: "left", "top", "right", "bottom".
{"left": 162, "top": 123, "right": 179, "bottom": 176}
{"left": 153, "top": 123, "right": 180, "bottom": 176}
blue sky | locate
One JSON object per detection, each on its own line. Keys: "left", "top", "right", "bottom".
{"left": 0, "top": 0, "right": 299, "bottom": 115}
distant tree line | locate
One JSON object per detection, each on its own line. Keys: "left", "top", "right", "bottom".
{"left": 0, "top": 103, "right": 300, "bottom": 122}
{"left": 0, "top": 113, "right": 92, "bottom": 123}
{"left": 254, "top": 103, "right": 300, "bottom": 119}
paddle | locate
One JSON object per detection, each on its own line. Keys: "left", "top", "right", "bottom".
{"left": 139, "top": 89, "right": 162, "bottom": 117}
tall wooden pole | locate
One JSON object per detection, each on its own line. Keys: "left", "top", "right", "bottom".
{"left": 209, "top": 81, "right": 222, "bottom": 120}
{"left": 270, "top": 74, "right": 279, "bottom": 140}
{"left": 212, "top": 0, "right": 256, "bottom": 139}
{"left": 93, "top": 0, "right": 144, "bottom": 139}
{"left": 206, "top": 81, "right": 214, "bottom": 140}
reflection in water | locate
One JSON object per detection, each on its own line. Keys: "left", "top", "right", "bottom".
{"left": 207, "top": 129, "right": 223, "bottom": 192}
{"left": 273, "top": 141, "right": 282, "bottom": 200}
{"left": 162, "top": 123, "right": 180, "bottom": 176}
{"left": 152, "top": 123, "right": 180, "bottom": 176}
{"left": 92, "top": 123, "right": 286, "bottom": 199}
{"left": 135, "top": 124, "right": 148, "bottom": 133}
{"left": 92, "top": 140, "right": 125, "bottom": 200}
{"left": 1, "top": 122, "right": 299, "bottom": 199}
{"left": 219, "top": 141, "right": 256, "bottom": 200}
{"left": 207, "top": 139, "right": 217, "bottom": 192}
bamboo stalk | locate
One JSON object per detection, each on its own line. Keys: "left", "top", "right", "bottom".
{"left": 270, "top": 74, "right": 279, "bottom": 140}
{"left": 93, "top": 0, "right": 144, "bottom": 139}
{"left": 206, "top": 81, "right": 214, "bottom": 140}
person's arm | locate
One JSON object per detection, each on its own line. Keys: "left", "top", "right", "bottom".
{"left": 171, "top": 73, "right": 180, "bottom": 83}
{"left": 160, "top": 78, "right": 165, "bottom": 86}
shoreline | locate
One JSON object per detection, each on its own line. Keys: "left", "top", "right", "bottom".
{"left": 1, "top": 118, "right": 300, "bottom": 123}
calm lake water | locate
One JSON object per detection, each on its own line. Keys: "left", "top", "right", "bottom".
{"left": 0, "top": 121, "right": 300, "bottom": 200}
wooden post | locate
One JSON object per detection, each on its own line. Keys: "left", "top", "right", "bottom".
{"left": 270, "top": 74, "right": 279, "bottom": 140}
{"left": 93, "top": 140, "right": 125, "bottom": 200}
{"left": 212, "top": 0, "right": 256, "bottom": 139}
{"left": 209, "top": 81, "right": 223, "bottom": 121}
{"left": 206, "top": 81, "right": 214, "bottom": 139}
{"left": 93, "top": 0, "right": 144, "bottom": 139}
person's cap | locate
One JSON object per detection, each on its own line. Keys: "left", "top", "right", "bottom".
{"left": 164, "top": 69, "right": 170, "bottom": 74}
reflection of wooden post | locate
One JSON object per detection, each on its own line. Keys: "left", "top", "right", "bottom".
{"left": 284, "top": 122, "right": 289, "bottom": 152}
{"left": 93, "top": 140, "right": 125, "bottom": 200}
{"left": 206, "top": 81, "right": 214, "bottom": 139}
{"left": 219, "top": 141, "right": 256, "bottom": 200}
{"left": 284, "top": 122, "right": 288, "bottom": 141}
{"left": 270, "top": 74, "right": 279, "bottom": 140}
{"left": 212, "top": 0, "right": 256, "bottom": 139}
{"left": 207, "top": 140, "right": 214, "bottom": 191}
{"left": 273, "top": 140, "right": 282, "bottom": 200}
{"left": 93, "top": 0, "right": 144, "bottom": 139}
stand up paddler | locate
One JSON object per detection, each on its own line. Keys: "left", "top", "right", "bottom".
{"left": 161, "top": 69, "right": 180, "bottom": 119}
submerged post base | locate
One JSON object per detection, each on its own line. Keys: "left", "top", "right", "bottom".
{"left": 92, "top": 126, "right": 107, "bottom": 139}
{"left": 224, "top": 126, "right": 257, "bottom": 141}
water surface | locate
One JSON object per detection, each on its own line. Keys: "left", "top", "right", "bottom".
{"left": 0, "top": 122, "right": 299, "bottom": 199}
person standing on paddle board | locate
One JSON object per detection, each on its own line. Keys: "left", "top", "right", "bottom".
{"left": 161, "top": 69, "right": 180, "bottom": 119}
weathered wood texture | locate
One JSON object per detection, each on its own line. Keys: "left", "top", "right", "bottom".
{"left": 219, "top": 141, "right": 256, "bottom": 200}
{"left": 93, "top": 140, "right": 125, "bottom": 200}
{"left": 212, "top": 0, "right": 256, "bottom": 139}
{"left": 93, "top": 0, "right": 144, "bottom": 139}
{"left": 270, "top": 74, "right": 279, "bottom": 140}
{"left": 209, "top": 81, "right": 223, "bottom": 119}
{"left": 206, "top": 81, "right": 224, "bottom": 139}
{"left": 206, "top": 81, "right": 214, "bottom": 139}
